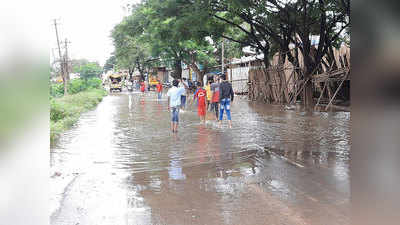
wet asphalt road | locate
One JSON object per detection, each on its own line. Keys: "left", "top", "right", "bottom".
{"left": 50, "top": 90, "right": 350, "bottom": 225}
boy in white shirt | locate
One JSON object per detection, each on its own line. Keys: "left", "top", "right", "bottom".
{"left": 167, "top": 79, "right": 188, "bottom": 132}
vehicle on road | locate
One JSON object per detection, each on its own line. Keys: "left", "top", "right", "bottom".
{"left": 148, "top": 75, "right": 159, "bottom": 91}
{"left": 109, "top": 73, "right": 123, "bottom": 92}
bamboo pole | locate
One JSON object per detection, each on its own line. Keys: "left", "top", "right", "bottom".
{"left": 324, "top": 72, "right": 348, "bottom": 110}
{"left": 314, "top": 81, "right": 328, "bottom": 110}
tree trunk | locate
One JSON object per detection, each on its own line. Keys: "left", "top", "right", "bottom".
{"left": 278, "top": 51, "right": 289, "bottom": 103}
{"left": 304, "top": 81, "right": 314, "bottom": 107}
{"left": 137, "top": 66, "right": 145, "bottom": 81}
{"left": 138, "top": 68, "right": 145, "bottom": 81}
{"left": 262, "top": 51, "right": 278, "bottom": 103}
{"left": 303, "top": 56, "right": 315, "bottom": 108}
{"left": 300, "top": 31, "right": 315, "bottom": 107}
{"left": 129, "top": 67, "right": 134, "bottom": 81}
{"left": 173, "top": 59, "right": 182, "bottom": 79}
{"left": 136, "top": 61, "right": 145, "bottom": 81}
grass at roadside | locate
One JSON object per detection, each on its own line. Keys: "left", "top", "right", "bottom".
{"left": 50, "top": 88, "right": 107, "bottom": 143}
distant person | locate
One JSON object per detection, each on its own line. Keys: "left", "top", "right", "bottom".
{"left": 134, "top": 80, "right": 139, "bottom": 90}
{"left": 156, "top": 80, "right": 163, "bottom": 100}
{"left": 188, "top": 79, "right": 193, "bottom": 92}
{"left": 179, "top": 77, "right": 189, "bottom": 111}
{"left": 218, "top": 74, "right": 234, "bottom": 128}
{"left": 144, "top": 80, "right": 149, "bottom": 92}
{"left": 205, "top": 80, "right": 212, "bottom": 111}
{"left": 167, "top": 79, "right": 188, "bottom": 133}
{"left": 140, "top": 81, "right": 145, "bottom": 93}
{"left": 194, "top": 81, "right": 207, "bottom": 124}
{"left": 210, "top": 76, "right": 221, "bottom": 121}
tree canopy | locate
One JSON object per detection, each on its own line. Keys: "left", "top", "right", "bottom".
{"left": 73, "top": 61, "right": 102, "bottom": 80}
{"left": 201, "top": 0, "right": 349, "bottom": 104}
{"left": 111, "top": 0, "right": 244, "bottom": 81}
{"left": 110, "top": 0, "right": 349, "bottom": 103}
{"left": 103, "top": 55, "right": 116, "bottom": 73}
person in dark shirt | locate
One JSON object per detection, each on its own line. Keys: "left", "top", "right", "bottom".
{"left": 218, "top": 74, "right": 234, "bottom": 128}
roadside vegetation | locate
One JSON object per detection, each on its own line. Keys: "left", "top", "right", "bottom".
{"left": 50, "top": 77, "right": 107, "bottom": 143}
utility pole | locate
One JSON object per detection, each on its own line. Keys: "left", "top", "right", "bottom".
{"left": 53, "top": 19, "right": 62, "bottom": 64}
{"left": 221, "top": 38, "right": 224, "bottom": 78}
{"left": 53, "top": 19, "right": 68, "bottom": 95}
{"left": 63, "top": 38, "right": 71, "bottom": 81}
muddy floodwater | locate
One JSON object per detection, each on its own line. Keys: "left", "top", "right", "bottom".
{"left": 50, "top": 90, "right": 350, "bottom": 225}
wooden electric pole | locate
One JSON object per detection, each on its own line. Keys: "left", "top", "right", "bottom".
{"left": 53, "top": 19, "right": 62, "bottom": 65}
{"left": 63, "top": 38, "right": 71, "bottom": 81}
{"left": 53, "top": 19, "right": 68, "bottom": 95}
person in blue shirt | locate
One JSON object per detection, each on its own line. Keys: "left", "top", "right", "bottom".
{"left": 167, "top": 79, "right": 188, "bottom": 133}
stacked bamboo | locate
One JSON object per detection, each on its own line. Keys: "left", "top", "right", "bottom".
{"left": 248, "top": 44, "right": 350, "bottom": 107}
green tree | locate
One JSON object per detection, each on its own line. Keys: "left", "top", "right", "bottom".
{"left": 103, "top": 55, "right": 116, "bottom": 73}
{"left": 114, "top": 0, "right": 221, "bottom": 81}
{"left": 142, "top": 0, "right": 249, "bottom": 80}
{"left": 111, "top": 5, "right": 156, "bottom": 81}
{"left": 73, "top": 62, "right": 102, "bottom": 80}
{"left": 70, "top": 59, "right": 89, "bottom": 72}
{"left": 200, "top": 0, "right": 349, "bottom": 105}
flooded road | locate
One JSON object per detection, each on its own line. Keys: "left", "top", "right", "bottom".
{"left": 50, "top": 90, "right": 350, "bottom": 225}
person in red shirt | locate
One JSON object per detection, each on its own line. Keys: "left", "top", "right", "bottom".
{"left": 156, "top": 80, "right": 163, "bottom": 100}
{"left": 193, "top": 81, "right": 207, "bottom": 124}
{"left": 140, "top": 81, "right": 145, "bottom": 93}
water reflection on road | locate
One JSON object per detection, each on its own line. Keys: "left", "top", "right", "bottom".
{"left": 51, "top": 91, "right": 350, "bottom": 225}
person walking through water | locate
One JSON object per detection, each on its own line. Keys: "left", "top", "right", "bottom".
{"left": 205, "top": 80, "right": 212, "bottom": 111}
{"left": 210, "top": 75, "right": 221, "bottom": 121}
{"left": 179, "top": 77, "right": 189, "bottom": 111}
{"left": 144, "top": 80, "right": 149, "bottom": 93}
{"left": 218, "top": 74, "right": 234, "bottom": 128}
{"left": 156, "top": 80, "right": 163, "bottom": 100}
{"left": 140, "top": 80, "right": 145, "bottom": 94}
{"left": 167, "top": 79, "right": 188, "bottom": 133}
{"left": 193, "top": 81, "right": 207, "bottom": 124}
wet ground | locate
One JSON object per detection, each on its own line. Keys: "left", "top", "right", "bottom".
{"left": 50, "top": 90, "right": 350, "bottom": 225}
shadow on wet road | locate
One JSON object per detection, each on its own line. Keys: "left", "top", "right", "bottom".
{"left": 50, "top": 90, "right": 350, "bottom": 225}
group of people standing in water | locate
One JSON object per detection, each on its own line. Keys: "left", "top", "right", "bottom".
{"left": 166, "top": 74, "right": 234, "bottom": 133}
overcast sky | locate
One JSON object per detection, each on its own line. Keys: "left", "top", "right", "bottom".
{"left": 50, "top": 0, "right": 140, "bottom": 66}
